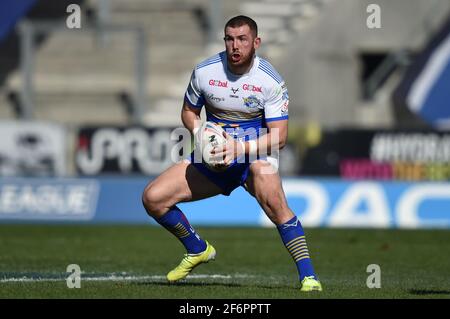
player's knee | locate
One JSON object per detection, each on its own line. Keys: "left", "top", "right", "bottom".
{"left": 142, "top": 184, "right": 166, "bottom": 217}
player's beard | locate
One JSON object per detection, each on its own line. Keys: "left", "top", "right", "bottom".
{"left": 227, "top": 47, "right": 255, "bottom": 73}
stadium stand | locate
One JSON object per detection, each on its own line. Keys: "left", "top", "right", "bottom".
{"left": 277, "top": 0, "right": 450, "bottom": 128}
{"left": 0, "top": 0, "right": 330, "bottom": 127}
{"left": 0, "top": 0, "right": 240, "bottom": 127}
{"left": 0, "top": 0, "right": 449, "bottom": 130}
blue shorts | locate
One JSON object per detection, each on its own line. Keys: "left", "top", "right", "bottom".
{"left": 189, "top": 152, "right": 251, "bottom": 196}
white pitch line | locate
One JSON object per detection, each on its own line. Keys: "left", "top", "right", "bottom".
{"left": 0, "top": 273, "right": 256, "bottom": 283}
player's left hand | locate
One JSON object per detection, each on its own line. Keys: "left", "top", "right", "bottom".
{"left": 210, "top": 132, "right": 245, "bottom": 166}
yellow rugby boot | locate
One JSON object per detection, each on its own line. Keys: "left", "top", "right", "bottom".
{"left": 167, "top": 241, "right": 216, "bottom": 282}
{"left": 300, "top": 276, "right": 323, "bottom": 292}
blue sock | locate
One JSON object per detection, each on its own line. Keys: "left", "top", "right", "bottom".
{"left": 155, "top": 206, "right": 207, "bottom": 254}
{"left": 277, "top": 216, "right": 317, "bottom": 281}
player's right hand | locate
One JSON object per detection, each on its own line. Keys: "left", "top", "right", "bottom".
{"left": 211, "top": 132, "right": 245, "bottom": 166}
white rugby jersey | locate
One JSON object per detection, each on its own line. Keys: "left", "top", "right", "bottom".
{"left": 184, "top": 51, "right": 289, "bottom": 140}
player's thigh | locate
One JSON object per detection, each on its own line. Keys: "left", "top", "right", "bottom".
{"left": 143, "top": 160, "right": 223, "bottom": 207}
{"left": 245, "top": 160, "right": 290, "bottom": 217}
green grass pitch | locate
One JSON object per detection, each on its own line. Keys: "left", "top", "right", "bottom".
{"left": 0, "top": 224, "right": 449, "bottom": 299}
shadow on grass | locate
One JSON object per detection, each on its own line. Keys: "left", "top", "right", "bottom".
{"left": 409, "top": 289, "right": 450, "bottom": 296}
{"left": 134, "top": 281, "right": 298, "bottom": 291}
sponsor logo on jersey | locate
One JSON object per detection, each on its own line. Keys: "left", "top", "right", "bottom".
{"left": 209, "top": 79, "right": 228, "bottom": 88}
{"left": 231, "top": 87, "right": 239, "bottom": 94}
{"left": 243, "top": 95, "right": 264, "bottom": 109}
{"left": 207, "top": 93, "right": 225, "bottom": 103}
{"left": 242, "top": 84, "right": 262, "bottom": 92}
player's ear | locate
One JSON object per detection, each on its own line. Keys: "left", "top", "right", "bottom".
{"left": 253, "top": 36, "right": 261, "bottom": 49}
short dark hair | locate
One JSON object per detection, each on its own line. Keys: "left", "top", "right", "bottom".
{"left": 224, "top": 15, "right": 258, "bottom": 37}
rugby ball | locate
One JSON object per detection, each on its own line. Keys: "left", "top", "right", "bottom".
{"left": 197, "top": 121, "right": 229, "bottom": 172}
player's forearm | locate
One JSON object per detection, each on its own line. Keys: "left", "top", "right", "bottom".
{"left": 181, "top": 108, "right": 201, "bottom": 134}
{"left": 243, "top": 130, "right": 287, "bottom": 156}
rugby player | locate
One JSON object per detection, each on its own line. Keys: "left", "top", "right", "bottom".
{"left": 142, "top": 15, "right": 322, "bottom": 292}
